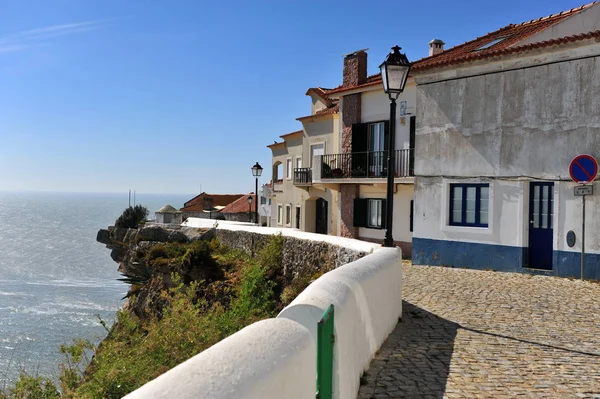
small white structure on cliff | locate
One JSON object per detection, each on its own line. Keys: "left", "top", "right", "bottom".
{"left": 155, "top": 205, "right": 182, "bottom": 225}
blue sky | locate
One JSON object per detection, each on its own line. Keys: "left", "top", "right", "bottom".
{"left": 0, "top": 0, "right": 587, "bottom": 194}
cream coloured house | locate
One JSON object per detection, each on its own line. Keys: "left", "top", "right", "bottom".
{"left": 267, "top": 88, "right": 339, "bottom": 234}
{"left": 267, "top": 48, "right": 422, "bottom": 254}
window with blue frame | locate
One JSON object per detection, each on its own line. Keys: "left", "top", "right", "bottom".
{"left": 449, "top": 184, "right": 489, "bottom": 227}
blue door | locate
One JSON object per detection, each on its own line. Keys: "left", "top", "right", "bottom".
{"left": 528, "top": 182, "right": 553, "bottom": 269}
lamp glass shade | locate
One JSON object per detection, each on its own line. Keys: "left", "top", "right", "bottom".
{"left": 251, "top": 162, "right": 263, "bottom": 177}
{"left": 381, "top": 64, "right": 410, "bottom": 94}
{"left": 247, "top": 196, "right": 253, "bottom": 204}
{"left": 379, "top": 45, "right": 412, "bottom": 97}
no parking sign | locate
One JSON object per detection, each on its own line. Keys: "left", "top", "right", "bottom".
{"left": 569, "top": 154, "right": 598, "bottom": 184}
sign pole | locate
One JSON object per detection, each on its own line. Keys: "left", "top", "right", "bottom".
{"left": 581, "top": 192, "right": 585, "bottom": 281}
{"left": 569, "top": 154, "right": 598, "bottom": 281}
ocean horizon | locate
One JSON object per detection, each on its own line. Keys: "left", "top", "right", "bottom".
{"left": 0, "top": 191, "right": 193, "bottom": 386}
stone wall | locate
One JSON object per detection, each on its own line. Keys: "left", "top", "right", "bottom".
{"left": 98, "top": 224, "right": 370, "bottom": 290}
{"left": 210, "top": 228, "right": 368, "bottom": 280}
{"left": 222, "top": 212, "right": 256, "bottom": 223}
{"left": 339, "top": 184, "right": 359, "bottom": 239}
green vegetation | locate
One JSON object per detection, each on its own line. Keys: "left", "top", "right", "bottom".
{"left": 0, "top": 234, "right": 320, "bottom": 399}
{"left": 114, "top": 205, "right": 149, "bottom": 228}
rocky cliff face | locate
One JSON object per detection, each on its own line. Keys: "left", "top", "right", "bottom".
{"left": 97, "top": 224, "right": 215, "bottom": 318}
{"left": 97, "top": 224, "right": 211, "bottom": 267}
{"left": 97, "top": 224, "right": 370, "bottom": 318}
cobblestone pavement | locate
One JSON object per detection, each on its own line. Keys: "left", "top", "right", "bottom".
{"left": 358, "top": 262, "right": 600, "bottom": 399}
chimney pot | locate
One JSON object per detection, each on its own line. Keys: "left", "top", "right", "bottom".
{"left": 428, "top": 39, "right": 445, "bottom": 56}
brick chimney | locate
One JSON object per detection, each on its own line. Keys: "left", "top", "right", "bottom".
{"left": 428, "top": 39, "right": 445, "bottom": 56}
{"left": 342, "top": 49, "right": 368, "bottom": 88}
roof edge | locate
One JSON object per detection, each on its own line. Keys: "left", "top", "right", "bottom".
{"left": 413, "top": 29, "right": 600, "bottom": 72}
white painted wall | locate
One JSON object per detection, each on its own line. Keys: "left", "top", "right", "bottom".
{"left": 278, "top": 247, "right": 402, "bottom": 399}
{"left": 361, "top": 84, "right": 416, "bottom": 151}
{"left": 517, "top": 4, "right": 600, "bottom": 46}
{"left": 414, "top": 177, "right": 600, "bottom": 257}
{"left": 556, "top": 180, "right": 600, "bottom": 254}
{"left": 358, "top": 184, "right": 414, "bottom": 244}
{"left": 413, "top": 42, "right": 600, "bottom": 258}
{"left": 126, "top": 222, "right": 401, "bottom": 399}
{"left": 414, "top": 178, "right": 525, "bottom": 247}
{"left": 123, "top": 318, "right": 315, "bottom": 399}
{"left": 415, "top": 46, "right": 600, "bottom": 179}
{"left": 156, "top": 212, "right": 182, "bottom": 225}
{"left": 182, "top": 217, "right": 380, "bottom": 253}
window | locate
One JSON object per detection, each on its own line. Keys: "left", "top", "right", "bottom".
{"left": 296, "top": 156, "right": 302, "bottom": 169}
{"left": 353, "top": 198, "right": 386, "bottom": 229}
{"left": 286, "top": 158, "right": 292, "bottom": 179}
{"left": 368, "top": 199, "right": 383, "bottom": 228}
{"left": 285, "top": 205, "right": 292, "bottom": 226}
{"left": 274, "top": 162, "right": 283, "bottom": 182}
{"left": 277, "top": 205, "right": 283, "bottom": 225}
{"left": 449, "top": 184, "right": 489, "bottom": 227}
{"left": 473, "top": 36, "right": 510, "bottom": 51}
{"left": 260, "top": 196, "right": 266, "bottom": 205}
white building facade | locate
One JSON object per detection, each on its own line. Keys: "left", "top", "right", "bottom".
{"left": 411, "top": 4, "right": 600, "bottom": 278}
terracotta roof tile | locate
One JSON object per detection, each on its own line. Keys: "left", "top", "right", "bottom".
{"left": 327, "top": 2, "right": 598, "bottom": 91}
{"left": 182, "top": 193, "right": 244, "bottom": 211}
{"left": 414, "top": 29, "right": 600, "bottom": 71}
{"left": 326, "top": 74, "right": 383, "bottom": 95}
{"left": 413, "top": 1, "right": 597, "bottom": 71}
{"left": 296, "top": 103, "right": 340, "bottom": 121}
{"left": 267, "top": 141, "right": 285, "bottom": 149}
{"left": 279, "top": 130, "right": 303, "bottom": 139}
{"left": 220, "top": 193, "right": 256, "bottom": 214}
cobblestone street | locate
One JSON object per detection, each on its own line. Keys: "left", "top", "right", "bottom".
{"left": 358, "top": 262, "right": 600, "bottom": 399}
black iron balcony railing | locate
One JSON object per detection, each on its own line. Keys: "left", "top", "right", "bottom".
{"left": 321, "top": 149, "right": 414, "bottom": 179}
{"left": 293, "top": 168, "right": 312, "bottom": 186}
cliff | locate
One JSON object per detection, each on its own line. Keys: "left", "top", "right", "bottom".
{"left": 96, "top": 223, "right": 369, "bottom": 319}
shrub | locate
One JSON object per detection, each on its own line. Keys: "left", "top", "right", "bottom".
{"left": 257, "top": 233, "right": 284, "bottom": 277}
{"left": 2, "top": 374, "right": 60, "bottom": 399}
{"left": 115, "top": 205, "right": 148, "bottom": 229}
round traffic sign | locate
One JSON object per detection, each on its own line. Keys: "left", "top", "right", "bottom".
{"left": 569, "top": 154, "right": 598, "bottom": 183}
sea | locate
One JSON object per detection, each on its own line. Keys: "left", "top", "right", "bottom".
{"left": 0, "top": 191, "right": 192, "bottom": 387}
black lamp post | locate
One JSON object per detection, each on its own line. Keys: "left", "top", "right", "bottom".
{"left": 379, "top": 45, "right": 412, "bottom": 247}
{"left": 247, "top": 195, "right": 253, "bottom": 223}
{"left": 251, "top": 162, "right": 263, "bottom": 224}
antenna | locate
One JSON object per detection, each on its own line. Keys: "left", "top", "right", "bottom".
{"left": 128, "top": 190, "right": 131, "bottom": 207}
{"left": 133, "top": 191, "right": 136, "bottom": 207}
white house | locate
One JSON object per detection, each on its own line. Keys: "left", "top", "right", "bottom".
{"left": 155, "top": 204, "right": 183, "bottom": 225}
{"left": 411, "top": 2, "right": 600, "bottom": 278}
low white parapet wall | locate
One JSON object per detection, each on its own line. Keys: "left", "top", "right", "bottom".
{"left": 278, "top": 247, "right": 402, "bottom": 399}
{"left": 181, "top": 217, "right": 381, "bottom": 253}
{"left": 123, "top": 318, "right": 316, "bottom": 399}
{"left": 124, "top": 222, "right": 402, "bottom": 399}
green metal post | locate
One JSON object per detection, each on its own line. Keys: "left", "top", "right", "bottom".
{"left": 316, "top": 304, "right": 334, "bottom": 399}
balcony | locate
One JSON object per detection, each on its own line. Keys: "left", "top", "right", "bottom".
{"left": 273, "top": 179, "right": 284, "bottom": 193}
{"left": 293, "top": 168, "right": 312, "bottom": 186}
{"left": 320, "top": 149, "right": 413, "bottom": 180}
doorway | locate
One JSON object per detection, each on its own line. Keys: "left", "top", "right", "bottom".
{"left": 310, "top": 144, "right": 325, "bottom": 170}
{"left": 295, "top": 206, "right": 301, "bottom": 229}
{"left": 528, "top": 182, "right": 553, "bottom": 270}
{"left": 315, "top": 198, "right": 328, "bottom": 235}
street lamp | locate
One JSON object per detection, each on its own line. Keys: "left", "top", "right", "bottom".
{"left": 247, "top": 195, "right": 253, "bottom": 223}
{"left": 379, "top": 45, "right": 412, "bottom": 247}
{"left": 251, "top": 162, "right": 263, "bottom": 224}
